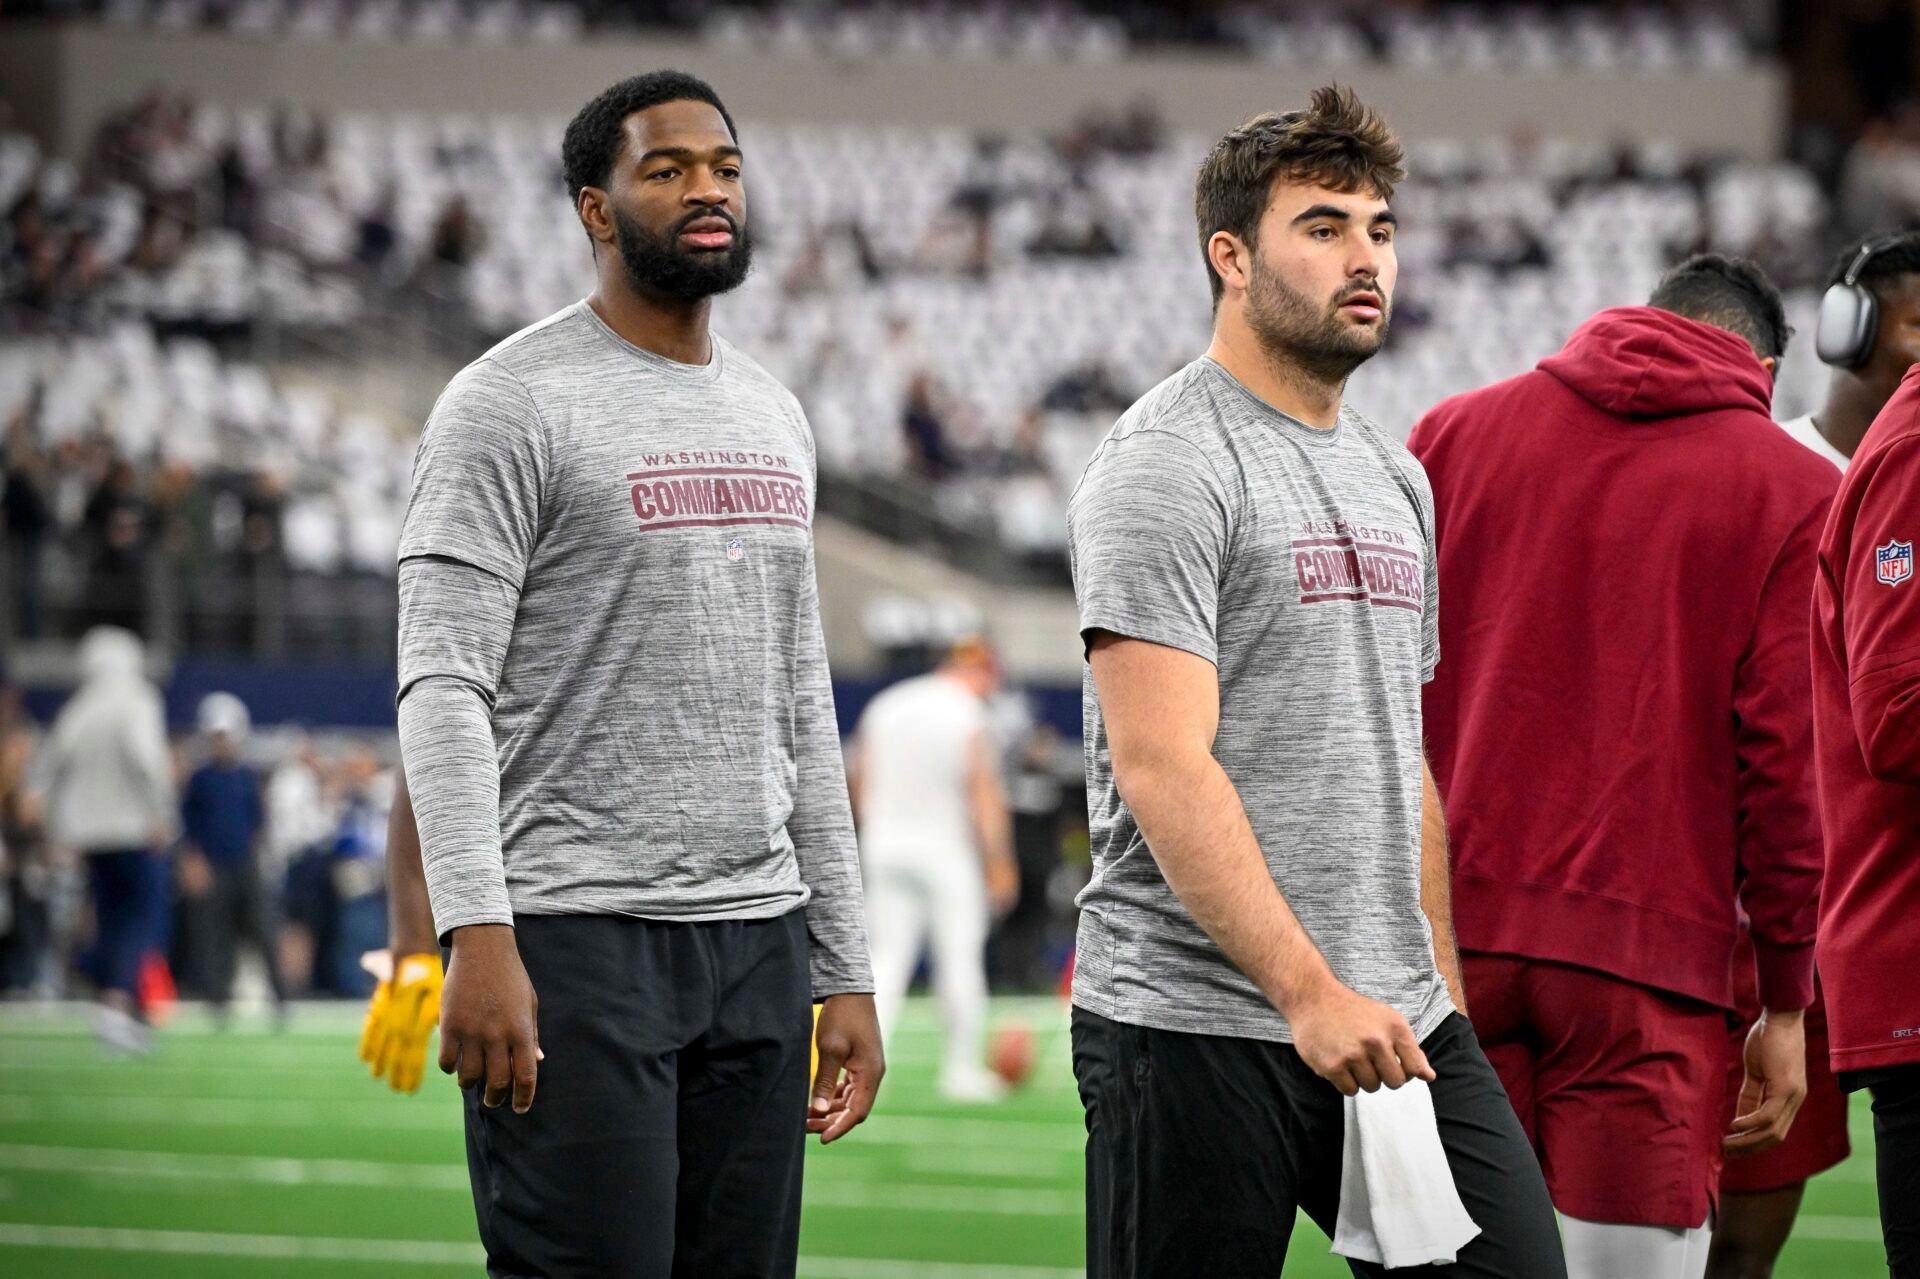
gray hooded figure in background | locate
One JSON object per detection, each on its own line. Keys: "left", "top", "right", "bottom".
{"left": 32, "top": 626, "right": 176, "bottom": 1052}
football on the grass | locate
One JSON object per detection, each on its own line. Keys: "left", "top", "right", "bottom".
{"left": 989, "top": 1022, "right": 1037, "bottom": 1088}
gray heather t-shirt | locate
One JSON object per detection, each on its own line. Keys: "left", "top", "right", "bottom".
{"left": 1068, "top": 357, "right": 1451, "bottom": 1043}
{"left": 397, "top": 300, "right": 871, "bottom": 997}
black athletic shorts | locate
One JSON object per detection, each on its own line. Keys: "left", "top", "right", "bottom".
{"left": 459, "top": 910, "right": 813, "bottom": 1279}
{"left": 1072, "top": 1008, "right": 1566, "bottom": 1278}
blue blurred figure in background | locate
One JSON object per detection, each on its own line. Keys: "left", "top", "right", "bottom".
{"left": 178, "top": 692, "right": 287, "bottom": 1027}
{"left": 324, "top": 745, "right": 390, "bottom": 998}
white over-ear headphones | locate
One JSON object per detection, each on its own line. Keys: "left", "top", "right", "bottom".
{"left": 1816, "top": 235, "right": 1909, "bottom": 369}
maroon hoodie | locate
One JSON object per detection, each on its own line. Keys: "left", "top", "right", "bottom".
{"left": 1409, "top": 306, "right": 1836, "bottom": 1011}
{"left": 1813, "top": 366, "right": 1920, "bottom": 1071}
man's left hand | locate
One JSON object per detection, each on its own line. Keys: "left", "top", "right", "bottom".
{"left": 808, "top": 992, "right": 884, "bottom": 1144}
{"left": 1724, "top": 1007, "right": 1807, "bottom": 1156}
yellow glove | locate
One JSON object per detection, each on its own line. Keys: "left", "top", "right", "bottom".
{"left": 375, "top": 953, "right": 443, "bottom": 1094}
{"left": 358, "top": 975, "right": 393, "bottom": 1074}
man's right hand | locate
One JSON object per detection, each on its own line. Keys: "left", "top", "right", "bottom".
{"left": 1287, "top": 978, "right": 1435, "bottom": 1096}
{"left": 439, "top": 923, "right": 541, "bottom": 1114}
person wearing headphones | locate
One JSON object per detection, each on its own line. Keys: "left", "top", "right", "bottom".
{"left": 1782, "top": 232, "right": 1920, "bottom": 469}
{"left": 1807, "top": 234, "right": 1920, "bottom": 1279}
{"left": 1708, "top": 230, "right": 1920, "bottom": 1279}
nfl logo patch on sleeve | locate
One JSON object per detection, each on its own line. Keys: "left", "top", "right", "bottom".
{"left": 726, "top": 537, "right": 746, "bottom": 563}
{"left": 1877, "top": 539, "right": 1913, "bottom": 586}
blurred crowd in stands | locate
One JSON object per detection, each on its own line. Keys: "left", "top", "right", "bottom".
{"left": 0, "top": 91, "right": 1883, "bottom": 628}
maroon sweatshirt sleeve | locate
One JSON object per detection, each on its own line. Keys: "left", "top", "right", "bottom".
{"left": 1730, "top": 505, "right": 1827, "bottom": 1011}
{"left": 1842, "top": 436, "right": 1920, "bottom": 785}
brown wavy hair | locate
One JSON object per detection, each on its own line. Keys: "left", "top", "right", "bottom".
{"left": 1194, "top": 85, "right": 1405, "bottom": 305}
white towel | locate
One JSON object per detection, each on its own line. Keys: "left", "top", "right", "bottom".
{"left": 1330, "top": 1078, "right": 1481, "bottom": 1269}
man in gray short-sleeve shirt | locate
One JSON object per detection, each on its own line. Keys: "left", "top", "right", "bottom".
{"left": 1066, "top": 87, "right": 1563, "bottom": 1278}
{"left": 394, "top": 72, "right": 880, "bottom": 1279}
{"left": 1072, "top": 367, "right": 1446, "bottom": 1044}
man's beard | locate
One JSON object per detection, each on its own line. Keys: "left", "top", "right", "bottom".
{"left": 1244, "top": 257, "right": 1389, "bottom": 387}
{"left": 612, "top": 205, "right": 753, "bottom": 302}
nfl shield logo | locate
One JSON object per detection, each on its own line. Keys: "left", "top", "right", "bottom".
{"left": 1877, "top": 539, "right": 1913, "bottom": 586}
{"left": 726, "top": 537, "right": 745, "bottom": 563}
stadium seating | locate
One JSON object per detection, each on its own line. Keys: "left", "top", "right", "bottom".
{"left": 0, "top": 325, "right": 410, "bottom": 574}
{"left": 1, "top": 101, "right": 1839, "bottom": 581}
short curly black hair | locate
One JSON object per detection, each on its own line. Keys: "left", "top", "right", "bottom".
{"left": 1826, "top": 230, "right": 1920, "bottom": 296}
{"left": 561, "top": 71, "right": 738, "bottom": 202}
{"left": 1648, "top": 253, "right": 1791, "bottom": 360}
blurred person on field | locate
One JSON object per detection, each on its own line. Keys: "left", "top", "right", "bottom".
{"left": 324, "top": 744, "right": 391, "bottom": 996}
{"left": 264, "top": 729, "right": 334, "bottom": 880}
{"left": 0, "top": 683, "right": 46, "bottom": 991}
{"left": 995, "top": 720, "right": 1069, "bottom": 990}
{"left": 265, "top": 731, "right": 335, "bottom": 990}
{"left": 850, "top": 637, "right": 1018, "bottom": 1102}
{"left": 30, "top": 627, "right": 175, "bottom": 1053}
{"left": 177, "top": 692, "right": 287, "bottom": 1027}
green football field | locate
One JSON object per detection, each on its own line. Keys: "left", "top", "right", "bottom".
{"left": 0, "top": 998, "right": 1890, "bottom": 1277}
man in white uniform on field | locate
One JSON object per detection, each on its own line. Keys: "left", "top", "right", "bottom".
{"left": 852, "top": 638, "right": 1018, "bottom": 1101}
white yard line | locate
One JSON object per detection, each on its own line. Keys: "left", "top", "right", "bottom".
{"left": 0, "top": 1052, "right": 370, "bottom": 1075}
{"left": 0, "top": 1144, "right": 470, "bottom": 1190}
{"left": 901, "top": 1143, "right": 1079, "bottom": 1180}
{"left": 0, "top": 1222, "right": 1087, "bottom": 1276}
{"left": 1, "top": 1140, "right": 1882, "bottom": 1233}
{"left": 0, "top": 1143, "right": 1083, "bottom": 1215}
{"left": 0, "top": 1094, "right": 1084, "bottom": 1147}
{"left": 0, "top": 1222, "right": 485, "bottom": 1264}
{"left": 805, "top": 1182, "right": 1080, "bottom": 1216}
{"left": 0, "top": 1095, "right": 454, "bottom": 1130}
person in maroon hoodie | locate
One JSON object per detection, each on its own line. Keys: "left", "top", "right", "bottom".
{"left": 1709, "top": 230, "right": 1920, "bottom": 1279}
{"left": 1408, "top": 255, "right": 1837, "bottom": 1279}
{"left": 1812, "top": 362, "right": 1920, "bottom": 1278}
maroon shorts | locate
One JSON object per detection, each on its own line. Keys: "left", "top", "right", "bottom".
{"left": 1464, "top": 953, "right": 1727, "bottom": 1228}
{"left": 1718, "top": 986, "right": 1852, "bottom": 1195}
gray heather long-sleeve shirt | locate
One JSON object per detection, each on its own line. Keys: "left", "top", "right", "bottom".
{"left": 395, "top": 300, "right": 873, "bottom": 998}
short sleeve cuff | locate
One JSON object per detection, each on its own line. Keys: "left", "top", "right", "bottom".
{"left": 1078, "top": 607, "right": 1218, "bottom": 666}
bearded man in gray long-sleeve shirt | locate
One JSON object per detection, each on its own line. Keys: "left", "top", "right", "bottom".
{"left": 395, "top": 71, "right": 880, "bottom": 1278}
